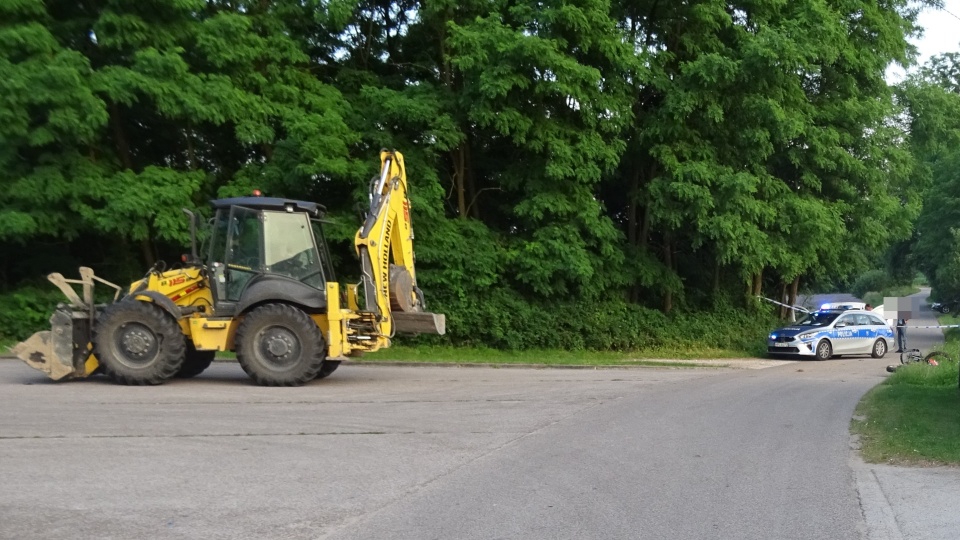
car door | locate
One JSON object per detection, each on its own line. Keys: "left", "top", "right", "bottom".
{"left": 855, "top": 314, "right": 875, "bottom": 353}
{"left": 867, "top": 314, "right": 894, "bottom": 346}
{"left": 831, "top": 314, "right": 858, "bottom": 353}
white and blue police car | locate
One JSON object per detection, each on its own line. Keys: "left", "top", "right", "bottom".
{"left": 767, "top": 308, "right": 894, "bottom": 360}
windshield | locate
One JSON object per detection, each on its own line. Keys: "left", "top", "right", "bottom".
{"left": 796, "top": 312, "right": 840, "bottom": 327}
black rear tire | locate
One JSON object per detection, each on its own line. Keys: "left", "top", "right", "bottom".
{"left": 315, "top": 360, "right": 341, "bottom": 380}
{"left": 93, "top": 301, "right": 186, "bottom": 385}
{"left": 176, "top": 342, "right": 216, "bottom": 378}
{"left": 235, "top": 304, "right": 326, "bottom": 386}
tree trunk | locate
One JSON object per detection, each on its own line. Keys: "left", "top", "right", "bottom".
{"left": 663, "top": 233, "right": 673, "bottom": 313}
{"left": 111, "top": 103, "right": 154, "bottom": 267}
{"left": 639, "top": 162, "right": 656, "bottom": 250}
{"left": 779, "top": 282, "right": 788, "bottom": 319}
{"left": 465, "top": 142, "right": 480, "bottom": 220}
{"left": 747, "top": 269, "right": 763, "bottom": 309}
{"left": 627, "top": 167, "right": 641, "bottom": 247}
{"left": 627, "top": 166, "right": 642, "bottom": 305}
{"left": 141, "top": 237, "right": 156, "bottom": 268}
{"left": 454, "top": 144, "right": 467, "bottom": 219}
{"left": 713, "top": 260, "right": 721, "bottom": 297}
{"left": 109, "top": 103, "right": 133, "bottom": 170}
{"left": 788, "top": 276, "right": 800, "bottom": 322}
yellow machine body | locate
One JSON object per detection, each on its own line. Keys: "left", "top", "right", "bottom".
{"left": 12, "top": 150, "right": 444, "bottom": 384}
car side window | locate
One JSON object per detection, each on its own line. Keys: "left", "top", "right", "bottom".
{"left": 855, "top": 315, "right": 871, "bottom": 326}
{"left": 837, "top": 315, "right": 855, "bottom": 327}
{"left": 867, "top": 315, "right": 886, "bottom": 326}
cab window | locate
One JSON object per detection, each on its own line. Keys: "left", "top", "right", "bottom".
{"left": 262, "top": 211, "right": 324, "bottom": 289}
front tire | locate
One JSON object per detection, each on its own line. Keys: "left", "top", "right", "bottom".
{"left": 815, "top": 340, "right": 833, "bottom": 361}
{"left": 93, "top": 301, "right": 186, "bottom": 385}
{"left": 942, "top": 306, "right": 951, "bottom": 314}
{"left": 235, "top": 304, "right": 327, "bottom": 386}
{"left": 871, "top": 339, "right": 887, "bottom": 359}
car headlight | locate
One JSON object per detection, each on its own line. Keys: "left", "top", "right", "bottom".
{"left": 797, "top": 333, "right": 815, "bottom": 341}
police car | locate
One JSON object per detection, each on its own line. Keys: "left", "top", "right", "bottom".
{"left": 767, "top": 309, "right": 894, "bottom": 360}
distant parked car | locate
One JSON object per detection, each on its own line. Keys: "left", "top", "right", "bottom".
{"left": 931, "top": 299, "right": 958, "bottom": 314}
{"left": 767, "top": 309, "right": 894, "bottom": 360}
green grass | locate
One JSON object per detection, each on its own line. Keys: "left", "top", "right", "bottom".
{"left": 852, "top": 381, "right": 960, "bottom": 465}
{"left": 939, "top": 313, "right": 960, "bottom": 344}
{"left": 0, "top": 337, "right": 16, "bottom": 353}
{"left": 351, "top": 344, "right": 760, "bottom": 367}
{"left": 851, "top": 316, "right": 960, "bottom": 465}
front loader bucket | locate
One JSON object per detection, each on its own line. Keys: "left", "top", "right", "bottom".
{"left": 10, "top": 307, "right": 97, "bottom": 381}
{"left": 9, "top": 267, "right": 119, "bottom": 380}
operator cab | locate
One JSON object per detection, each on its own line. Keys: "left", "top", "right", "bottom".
{"left": 206, "top": 197, "right": 336, "bottom": 316}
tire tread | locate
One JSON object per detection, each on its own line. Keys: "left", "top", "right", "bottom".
{"left": 235, "top": 303, "right": 326, "bottom": 386}
{"left": 93, "top": 301, "right": 186, "bottom": 385}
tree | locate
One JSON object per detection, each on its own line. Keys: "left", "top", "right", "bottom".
{"left": 0, "top": 0, "right": 356, "bottom": 280}
{"left": 901, "top": 53, "right": 960, "bottom": 298}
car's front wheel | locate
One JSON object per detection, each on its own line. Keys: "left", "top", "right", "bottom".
{"left": 942, "top": 305, "right": 951, "bottom": 314}
{"left": 871, "top": 338, "right": 887, "bottom": 359}
{"left": 815, "top": 340, "right": 833, "bottom": 361}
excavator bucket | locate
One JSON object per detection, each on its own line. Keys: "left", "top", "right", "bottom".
{"left": 9, "top": 267, "right": 119, "bottom": 381}
{"left": 393, "top": 311, "right": 446, "bottom": 335}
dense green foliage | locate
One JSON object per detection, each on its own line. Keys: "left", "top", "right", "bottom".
{"left": 0, "top": 0, "right": 945, "bottom": 349}
{"left": 851, "top": 270, "right": 895, "bottom": 301}
{"left": 905, "top": 53, "right": 960, "bottom": 302}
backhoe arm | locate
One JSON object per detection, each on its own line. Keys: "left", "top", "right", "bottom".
{"left": 354, "top": 150, "right": 444, "bottom": 337}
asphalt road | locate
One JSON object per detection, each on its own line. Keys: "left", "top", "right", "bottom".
{"left": 3, "top": 289, "right": 955, "bottom": 539}
{"left": 0, "top": 352, "right": 895, "bottom": 540}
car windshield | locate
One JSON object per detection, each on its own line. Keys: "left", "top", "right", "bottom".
{"left": 796, "top": 312, "right": 840, "bottom": 327}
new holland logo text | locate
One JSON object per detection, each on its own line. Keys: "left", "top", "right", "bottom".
{"left": 380, "top": 218, "right": 393, "bottom": 302}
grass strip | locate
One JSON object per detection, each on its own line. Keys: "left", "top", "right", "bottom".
{"left": 354, "top": 344, "right": 756, "bottom": 366}
{"left": 212, "top": 344, "right": 760, "bottom": 367}
{"left": 852, "top": 312, "right": 960, "bottom": 465}
{"left": 853, "top": 382, "right": 960, "bottom": 465}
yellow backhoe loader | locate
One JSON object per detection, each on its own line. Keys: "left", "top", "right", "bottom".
{"left": 11, "top": 150, "right": 445, "bottom": 386}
